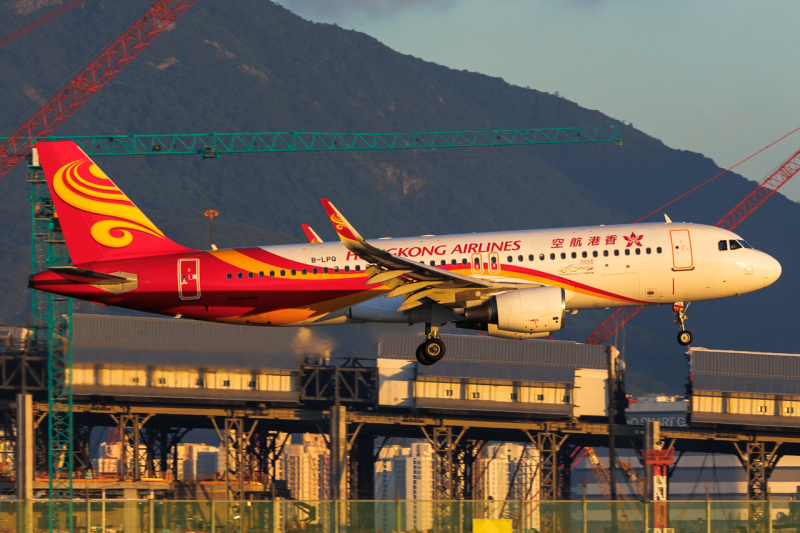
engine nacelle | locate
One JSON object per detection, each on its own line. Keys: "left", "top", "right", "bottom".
{"left": 486, "top": 324, "right": 552, "bottom": 339}
{"left": 495, "top": 286, "right": 565, "bottom": 333}
{"left": 461, "top": 286, "right": 565, "bottom": 334}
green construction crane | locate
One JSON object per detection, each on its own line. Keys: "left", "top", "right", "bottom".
{"left": 24, "top": 125, "right": 621, "bottom": 501}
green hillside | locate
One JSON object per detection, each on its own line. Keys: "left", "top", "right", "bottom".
{"left": 1, "top": 0, "right": 797, "bottom": 393}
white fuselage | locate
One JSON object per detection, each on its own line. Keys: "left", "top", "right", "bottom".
{"left": 260, "top": 222, "right": 780, "bottom": 323}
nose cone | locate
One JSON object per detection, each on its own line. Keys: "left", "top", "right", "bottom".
{"left": 761, "top": 253, "right": 782, "bottom": 288}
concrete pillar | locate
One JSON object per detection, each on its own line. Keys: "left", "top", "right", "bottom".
{"left": 15, "top": 394, "right": 34, "bottom": 500}
{"left": 124, "top": 488, "right": 139, "bottom": 533}
{"left": 330, "top": 405, "right": 347, "bottom": 500}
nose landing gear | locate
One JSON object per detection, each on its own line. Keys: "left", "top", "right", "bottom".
{"left": 674, "top": 302, "right": 693, "bottom": 346}
{"left": 416, "top": 322, "right": 446, "bottom": 365}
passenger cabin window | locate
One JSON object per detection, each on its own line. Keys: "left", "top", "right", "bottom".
{"left": 323, "top": 267, "right": 329, "bottom": 274}
{"left": 355, "top": 265, "right": 361, "bottom": 272}
{"left": 550, "top": 253, "right": 555, "bottom": 260}
{"left": 452, "top": 259, "right": 457, "bottom": 265}
{"left": 582, "top": 251, "right": 587, "bottom": 258}
{"left": 529, "top": 254, "right": 534, "bottom": 261}
{"left": 430, "top": 261, "right": 436, "bottom": 266}
{"left": 560, "top": 253, "right": 566, "bottom": 260}
{"left": 571, "top": 252, "right": 577, "bottom": 259}
{"left": 302, "top": 269, "right": 307, "bottom": 275}
{"left": 334, "top": 267, "right": 339, "bottom": 273}
{"left": 280, "top": 270, "right": 286, "bottom": 276}
{"left": 474, "top": 257, "right": 481, "bottom": 266}
{"left": 226, "top": 273, "right": 232, "bottom": 280}
{"left": 344, "top": 266, "right": 350, "bottom": 272}
{"left": 603, "top": 250, "right": 609, "bottom": 257}
{"left": 635, "top": 248, "right": 641, "bottom": 255}
{"left": 462, "top": 259, "right": 468, "bottom": 265}
{"left": 729, "top": 239, "right": 743, "bottom": 250}
{"left": 625, "top": 249, "right": 631, "bottom": 256}
{"left": 593, "top": 251, "right": 598, "bottom": 258}
{"left": 539, "top": 253, "right": 545, "bottom": 260}
{"left": 248, "top": 272, "right": 254, "bottom": 278}
{"left": 490, "top": 256, "right": 497, "bottom": 264}
{"left": 614, "top": 250, "right": 620, "bottom": 256}
{"left": 237, "top": 272, "right": 243, "bottom": 279}
{"left": 719, "top": 240, "right": 728, "bottom": 251}
{"left": 270, "top": 271, "right": 275, "bottom": 277}
{"left": 259, "top": 271, "right": 264, "bottom": 277}
{"left": 507, "top": 255, "right": 513, "bottom": 262}
{"left": 646, "top": 248, "right": 651, "bottom": 254}
{"left": 518, "top": 255, "right": 523, "bottom": 262}
{"left": 313, "top": 268, "right": 318, "bottom": 274}
{"left": 291, "top": 269, "right": 297, "bottom": 275}
{"left": 441, "top": 260, "right": 447, "bottom": 266}
{"left": 657, "top": 247, "right": 662, "bottom": 254}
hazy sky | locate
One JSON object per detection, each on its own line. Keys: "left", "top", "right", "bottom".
{"left": 278, "top": 0, "right": 800, "bottom": 203}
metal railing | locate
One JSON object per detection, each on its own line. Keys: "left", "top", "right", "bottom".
{"left": 1, "top": 499, "right": 797, "bottom": 533}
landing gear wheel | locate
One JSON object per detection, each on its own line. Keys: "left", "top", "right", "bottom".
{"left": 416, "top": 338, "right": 446, "bottom": 365}
{"left": 416, "top": 344, "right": 435, "bottom": 366}
{"left": 677, "top": 330, "right": 693, "bottom": 346}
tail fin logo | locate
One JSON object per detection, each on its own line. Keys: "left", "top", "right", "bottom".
{"left": 52, "top": 159, "right": 166, "bottom": 249}
{"left": 330, "top": 212, "right": 346, "bottom": 231}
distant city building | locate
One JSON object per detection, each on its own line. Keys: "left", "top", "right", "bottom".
{"left": 181, "top": 444, "right": 221, "bottom": 482}
{"left": 282, "top": 433, "right": 330, "bottom": 500}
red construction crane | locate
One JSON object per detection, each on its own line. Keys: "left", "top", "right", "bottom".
{"left": 585, "top": 144, "right": 800, "bottom": 345}
{"left": 0, "top": 0, "right": 197, "bottom": 181}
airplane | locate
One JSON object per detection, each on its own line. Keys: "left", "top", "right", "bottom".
{"left": 29, "top": 141, "right": 782, "bottom": 365}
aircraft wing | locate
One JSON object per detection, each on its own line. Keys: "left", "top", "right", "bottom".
{"left": 319, "top": 198, "right": 493, "bottom": 311}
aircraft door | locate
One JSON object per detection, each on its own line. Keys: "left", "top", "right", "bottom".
{"left": 488, "top": 252, "right": 501, "bottom": 274}
{"left": 471, "top": 253, "right": 483, "bottom": 275}
{"left": 178, "top": 258, "right": 201, "bottom": 300}
{"left": 670, "top": 230, "right": 694, "bottom": 270}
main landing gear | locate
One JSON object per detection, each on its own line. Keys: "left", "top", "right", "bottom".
{"left": 674, "top": 302, "right": 693, "bottom": 346}
{"left": 416, "top": 322, "right": 446, "bottom": 366}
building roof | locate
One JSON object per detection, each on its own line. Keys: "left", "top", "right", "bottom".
{"left": 73, "top": 314, "right": 298, "bottom": 369}
{"left": 378, "top": 333, "right": 610, "bottom": 383}
{"left": 688, "top": 347, "right": 800, "bottom": 395}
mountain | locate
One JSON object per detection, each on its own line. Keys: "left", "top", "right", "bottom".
{"left": 1, "top": 0, "right": 797, "bottom": 394}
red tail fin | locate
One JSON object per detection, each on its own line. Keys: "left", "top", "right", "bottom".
{"left": 36, "top": 141, "right": 193, "bottom": 264}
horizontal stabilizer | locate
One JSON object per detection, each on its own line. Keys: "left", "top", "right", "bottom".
{"left": 49, "top": 266, "right": 132, "bottom": 282}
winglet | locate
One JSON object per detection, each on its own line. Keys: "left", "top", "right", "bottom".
{"left": 319, "top": 198, "right": 365, "bottom": 243}
{"left": 301, "top": 224, "right": 323, "bottom": 244}
{"left": 664, "top": 214, "right": 672, "bottom": 223}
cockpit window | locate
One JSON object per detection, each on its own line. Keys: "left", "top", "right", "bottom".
{"left": 729, "top": 239, "right": 743, "bottom": 250}
{"left": 738, "top": 240, "right": 752, "bottom": 249}
{"left": 718, "top": 240, "right": 728, "bottom": 251}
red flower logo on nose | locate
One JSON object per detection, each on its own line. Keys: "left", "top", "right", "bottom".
{"left": 623, "top": 232, "right": 643, "bottom": 247}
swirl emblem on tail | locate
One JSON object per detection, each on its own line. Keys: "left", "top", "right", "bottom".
{"left": 52, "top": 159, "right": 166, "bottom": 248}
{"left": 330, "top": 212, "right": 346, "bottom": 231}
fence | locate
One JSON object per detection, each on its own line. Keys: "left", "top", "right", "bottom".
{"left": 1, "top": 500, "right": 799, "bottom": 533}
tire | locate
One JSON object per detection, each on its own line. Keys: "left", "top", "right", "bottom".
{"left": 422, "top": 338, "right": 446, "bottom": 363}
{"left": 416, "top": 344, "right": 435, "bottom": 366}
{"left": 677, "top": 330, "right": 693, "bottom": 346}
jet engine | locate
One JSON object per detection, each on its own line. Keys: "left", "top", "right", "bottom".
{"left": 459, "top": 286, "right": 565, "bottom": 335}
